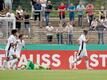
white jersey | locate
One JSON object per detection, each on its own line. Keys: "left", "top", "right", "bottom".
{"left": 15, "top": 39, "right": 25, "bottom": 58}
{"left": 78, "top": 34, "right": 87, "bottom": 51}
{"left": 5, "top": 35, "right": 17, "bottom": 51}
{"left": 5, "top": 35, "right": 17, "bottom": 56}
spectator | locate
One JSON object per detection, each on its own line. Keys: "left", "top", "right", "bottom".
{"left": 0, "top": 0, "right": 4, "bottom": 11}
{"left": 23, "top": 10, "right": 31, "bottom": 37}
{"left": 96, "top": 20, "right": 106, "bottom": 44}
{"left": 46, "top": 23, "right": 54, "bottom": 43}
{"left": 45, "top": 1, "right": 53, "bottom": 26}
{"left": 86, "top": 3, "right": 94, "bottom": 27}
{"left": 68, "top": 3, "right": 76, "bottom": 25}
{"left": 90, "top": 17, "right": 98, "bottom": 31}
{"left": 58, "top": 2, "right": 66, "bottom": 25}
{"left": 31, "top": 0, "right": 37, "bottom": 6}
{"left": 74, "top": 0, "right": 80, "bottom": 8}
{"left": 77, "top": 1, "right": 85, "bottom": 27}
{"left": 5, "top": 0, "right": 13, "bottom": 10}
{"left": 31, "top": 0, "right": 37, "bottom": 11}
{"left": 30, "top": 0, "right": 37, "bottom": 19}
{"left": 6, "top": 9, "right": 15, "bottom": 17}
{"left": 16, "top": 13, "right": 23, "bottom": 32}
{"left": 64, "top": 22, "right": 73, "bottom": 44}
{"left": 6, "top": 9, "right": 15, "bottom": 31}
{"left": 99, "top": 6, "right": 106, "bottom": 21}
{"left": 0, "top": 6, "right": 9, "bottom": 16}
{"left": 33, "top": 0, "right": 42, "bottom": 21}
{"left": 16, "top": 5, "right": 24, "bottom": 17}
{"left": 56, "top": 23, "right": 64, "bottom": 44}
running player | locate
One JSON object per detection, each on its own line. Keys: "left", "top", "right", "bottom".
{"left": 71, "top": 30, "right": 92, "bottom": 70}
{"left": 15, "top": 34, "right": 25, "bottom": 60}
{"left": 9, "top": 34, "right": 25, "bottom": 70}
{"left": 5, "top": 29, "right": 18, "bottom": 69}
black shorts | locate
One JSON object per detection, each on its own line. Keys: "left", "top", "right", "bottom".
{"left": 34, "top": 12, "right": 41, "bottom": 21}
{"left": 47, "top": 35, "right": 53, "bottom": 42}
{"left": 59, "top": 14, "right": 65, "bottom": 20}
{"left": 16, "top": 22, "right": 21, "bottom": 30}
{"left": 101, "top": 16, "right": 105, "bottom": 20}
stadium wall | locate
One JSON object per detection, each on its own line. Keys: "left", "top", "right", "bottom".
{"left": 0, "top": 44, "right": 107, "bottom": 70}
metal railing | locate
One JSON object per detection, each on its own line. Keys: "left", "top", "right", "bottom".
{"left": 0, "top": 10, "right": 107, "bottom": 44}
{"left": 0, "top": 23, "right": 107, "bottom": 44}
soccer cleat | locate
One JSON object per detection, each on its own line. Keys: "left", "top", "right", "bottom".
{"left": 72, "top": 67, "right": 78, "bottom": 70}
{"left": 87, "top": 67, "right": 93, "bottom": 70}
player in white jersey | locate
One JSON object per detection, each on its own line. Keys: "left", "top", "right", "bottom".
{"left": 71, "top": 30, "right": 92, "bottom": 70}
{"left": 15, "top": 34, "right": 25, "bottom": 59}
{"left": 5, "top": 29, "right": 18, "bottom": 69}
{"left": 5, "top": 29, "right": 17, "bottom": 60}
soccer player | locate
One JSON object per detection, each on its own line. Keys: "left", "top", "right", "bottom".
{"left": 5, "top": 29, "right": 18, "bottom": 69}
{"left": 20, "top": 60, "right": 51, "bottom": 70}
{"left": 15, "top": 34, "right": 25, "bottom": 59}
{"left": 71, "top": 30, "right": 92, "bottom": 70}
{"left": 9, "top": 34, "right": 25, "bottom": 70}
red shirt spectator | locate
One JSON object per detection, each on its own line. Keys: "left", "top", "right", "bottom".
{"left": 58, "top": 5, "right": 66, "bottom": 15}
{"left": 58, "top": 2, "right": 66, "bottom": 20}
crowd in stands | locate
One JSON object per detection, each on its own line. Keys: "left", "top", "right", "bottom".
{"left": 0, "top": 0, "right": 107, "bottom": 44}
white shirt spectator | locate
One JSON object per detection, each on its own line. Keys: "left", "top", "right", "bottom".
{"left": 100, "top": 19, "right": 107, "bottom": 28}
{"left": 77, "top": 4, "right": 85, "bottom": 15}
{"left": 56, "top": 27, "right": 64, "bottom": 33}
{"left": 91, "top": 20, "right": 98, "bottom": 27}
{"left": 46, "top": 26, "right": 54, "bottom": 35}
{"left": 5, "top": 0, "right": 13, "bottom": 10}
{"left": 64, "top": 25, "right": 73, "bottom": 34}
{"left": 16, "top": 9, "right": 24, "bottom": 16}
{"left": 99, "top": 10, "right": 106, "bottom": 20}
{"left": 5, "top": 0, "right": 13, "bottom": 4}
{"left": 6, "top": 12, "right": 15, "bottom": 18}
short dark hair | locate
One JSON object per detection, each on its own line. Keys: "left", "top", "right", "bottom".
{"left": 83, "top": 30, "right": 88, "bottom": 34}
{"left": 11, "top": 29, "right": 17, "bottom": 35}
{"left": 19, "top": 34, "right": 23, "bottom": 38}
{"left": 93, "top": 17, "right": 96, "bottom": 20}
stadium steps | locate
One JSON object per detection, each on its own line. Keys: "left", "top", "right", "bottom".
{"left": 0, "top": 19, "right": 107, "bottom": 44}
{"left": 31, "top": 25, "right": 107, "bottom": 44}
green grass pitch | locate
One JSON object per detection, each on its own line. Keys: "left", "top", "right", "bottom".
{"left": 0, "top": 70, "right": 107, "bottom": 80}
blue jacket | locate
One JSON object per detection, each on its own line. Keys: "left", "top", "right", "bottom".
{"left": 33, "top": 3, "right": 42, "bottom": 10}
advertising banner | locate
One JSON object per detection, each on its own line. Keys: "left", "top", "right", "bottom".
{"left": 0, "top": 50, "right": 107, "bottom": 70}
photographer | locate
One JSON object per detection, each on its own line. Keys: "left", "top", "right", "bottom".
{"left": 99, "top": 6, "right": 106, "bottom": 21}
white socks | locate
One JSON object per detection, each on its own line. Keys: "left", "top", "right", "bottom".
{"left": 86, "top": 60, "right": 89, "bottom": 68}
{"left": 6, "top": 58, "right": 18, "bottom": 70}
{"left": 11, "top": 59, "right": 18, "bottom": 68}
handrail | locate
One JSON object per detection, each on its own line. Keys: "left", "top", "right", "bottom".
{"left": 33, "top": 9, "right": 107, "bottom": 13}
